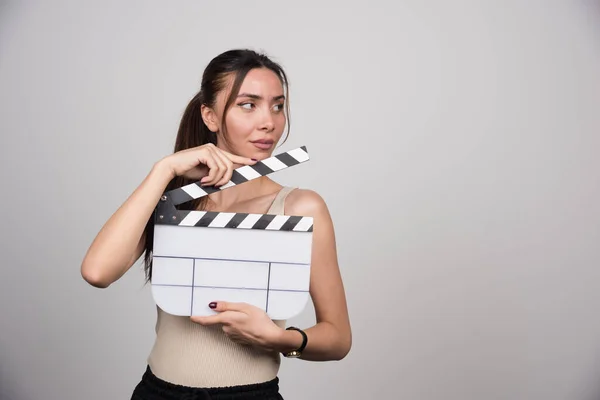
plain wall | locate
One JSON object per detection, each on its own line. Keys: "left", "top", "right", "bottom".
{"left": 2, "top": 1, "right": 600, "bottom": 399}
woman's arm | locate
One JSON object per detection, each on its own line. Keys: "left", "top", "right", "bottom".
{"left": 276, "top": 189, "right": 352, "bottom": 361}
{"left": 191, "top": 188, "right": 352, "bottom": 361}
{"left": 80, "top": 161, "right": 174, "bottom": 288}
{"left": 80, "top": 144, "right": 258, "bottom": 289}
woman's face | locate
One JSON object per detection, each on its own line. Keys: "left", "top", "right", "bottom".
{"left": 205, "top": 67, "right": 287, "bottom": 160}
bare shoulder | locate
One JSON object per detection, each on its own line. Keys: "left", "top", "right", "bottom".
{"left": 285, "top": 188, "right": 330, "bottom": 218}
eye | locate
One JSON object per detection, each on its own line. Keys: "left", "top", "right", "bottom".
{"left": 273, "top": 103, "right": 284, "bottom": 112}
{"left": 239, "top": 102, "right": 254, "bottom": 110}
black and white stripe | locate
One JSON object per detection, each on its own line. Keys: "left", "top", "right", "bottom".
{"left": 160, "top": 210, "right": 314, "bottom": 231}
{"left": 166, "top": 146, "right": 309, "bottom": 206}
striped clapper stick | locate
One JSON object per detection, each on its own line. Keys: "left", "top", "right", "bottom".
{"left": 151, "top": 146, "right": 312, "bottom": 320}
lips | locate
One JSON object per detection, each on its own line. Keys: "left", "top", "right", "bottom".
{"left": 251, "top": 139, "right": 274, "bottom": 150}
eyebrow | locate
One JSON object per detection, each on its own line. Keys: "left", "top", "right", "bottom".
{"left": 237, "top": 93, "right": 285, "bottom": 101}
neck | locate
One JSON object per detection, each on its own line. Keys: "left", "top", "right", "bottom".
{"left": 206, "top": 176, "right": 273, "bottom": 210}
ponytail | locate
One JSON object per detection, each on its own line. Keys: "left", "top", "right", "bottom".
{"left": 142, "top": 91, "right": 214, "bottom": 282}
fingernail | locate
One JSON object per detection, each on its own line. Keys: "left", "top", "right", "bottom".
{"left": 251, "top": 158, "right": 257, "bottom": 161}
{"left": 208, "top": 302, "right": 217, "bottom": 309}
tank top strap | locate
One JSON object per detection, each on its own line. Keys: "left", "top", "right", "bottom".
{"left": 267, "top": 186, "right": 296, "bottom": 215}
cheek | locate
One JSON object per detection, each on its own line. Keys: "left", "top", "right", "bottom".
{"left": 275, "top": 112, "right": 287, "bottom": 126}
{"left": 275, "top": 114, "right": 287, "bottom": 136}
{"left": 224, "top": 112, "right": 255, "bottom": 137}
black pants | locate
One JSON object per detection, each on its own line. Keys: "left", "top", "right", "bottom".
{"left": 131, "top": 365, "right": 284, "bottom": 400}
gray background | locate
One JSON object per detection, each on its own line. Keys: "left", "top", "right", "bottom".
{"left": 1, "top": 1, "right": 600, "bottom": 399}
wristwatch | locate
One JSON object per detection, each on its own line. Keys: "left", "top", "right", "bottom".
{"left": 283, "top": 327, "right": 307, "bottom": 358}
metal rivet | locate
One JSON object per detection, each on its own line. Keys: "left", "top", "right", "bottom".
{"left": 172, "top": 216, "right": 176, "bottom": 220}
{"left": 161, "top": 195, "right": 167, "bottom": 201}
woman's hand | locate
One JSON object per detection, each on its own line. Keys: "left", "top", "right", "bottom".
{"left": 190, "top": 301, "right": 284, "bottom": 351}
{"left": 160, "top": 143, "right": 257, "bottom": 186}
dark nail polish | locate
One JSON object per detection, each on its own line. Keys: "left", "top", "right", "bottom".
{"left": 209, "top": 302, "right": 217, "bottom": 309}
{"left": 251, "top": 158, "right": 257, "bottom": 161}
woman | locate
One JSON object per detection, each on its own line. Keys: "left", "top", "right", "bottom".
{"left": 80, "top": 49, "right": 352, "bottom": 399}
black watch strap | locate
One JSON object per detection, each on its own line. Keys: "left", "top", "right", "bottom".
{"left": 285, "top": 326, "right": 307, "bottom": 355}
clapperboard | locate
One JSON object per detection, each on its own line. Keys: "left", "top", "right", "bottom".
{"left": 151, "top": 146, "right": 312, "bottom": 320}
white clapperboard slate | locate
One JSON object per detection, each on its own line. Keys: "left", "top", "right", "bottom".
{"left": 151, "top": 146, "right": 312, "bottom": 320}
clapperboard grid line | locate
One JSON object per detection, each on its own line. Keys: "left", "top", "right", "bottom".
{"left": 151, "top": 256, "right": 310, "bottom": 314}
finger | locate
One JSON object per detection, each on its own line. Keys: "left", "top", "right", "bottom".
{"left": 222, "top": 325, "right": 234, "bottom": 335}
{"left": 222, "top": 327, "right": 249, "bottom": 344}
{"left": 221, "top": 151, "right": 258, "bottom": 167}
{"left": 207, "top": 146, "right": 228, "bottom": 185}
{"left": 225, "top": 332, "right": 251, "bottom": 346}
{"left": 209, "top": 301, "right": 249, "bottom": 313}
{"left": 200, "top": 147, "right": 223, "bottom": 186}
{"left": 196, "top": 150, "right": 218, "bottom": 182}
{"left": 199, "top": 151, "right": 221, "bottom": 186}
{"left": 190, "top": 312, "right": 229, "bottom": 326}
{"left": 213, "top": 150, "right": 234, "bottom": 187}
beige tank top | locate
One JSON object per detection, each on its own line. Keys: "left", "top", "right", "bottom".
{"left": 146, "top": 186, "right": 296, "bottom": 387}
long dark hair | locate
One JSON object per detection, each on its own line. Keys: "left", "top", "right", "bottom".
{"left": 142, "top": 49, "right": 291, "bottom": 282}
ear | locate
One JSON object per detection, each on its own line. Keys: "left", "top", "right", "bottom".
{"left": 201, "top": 104, "right": 219, "bottom": 132}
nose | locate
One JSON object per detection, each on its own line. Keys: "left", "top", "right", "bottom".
{"left": 259, "top": 109, "right": 275, "bottom": 132}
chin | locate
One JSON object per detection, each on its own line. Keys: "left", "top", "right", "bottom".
{"left": 248, "top": 145, "right": 275, "bottom": 159}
